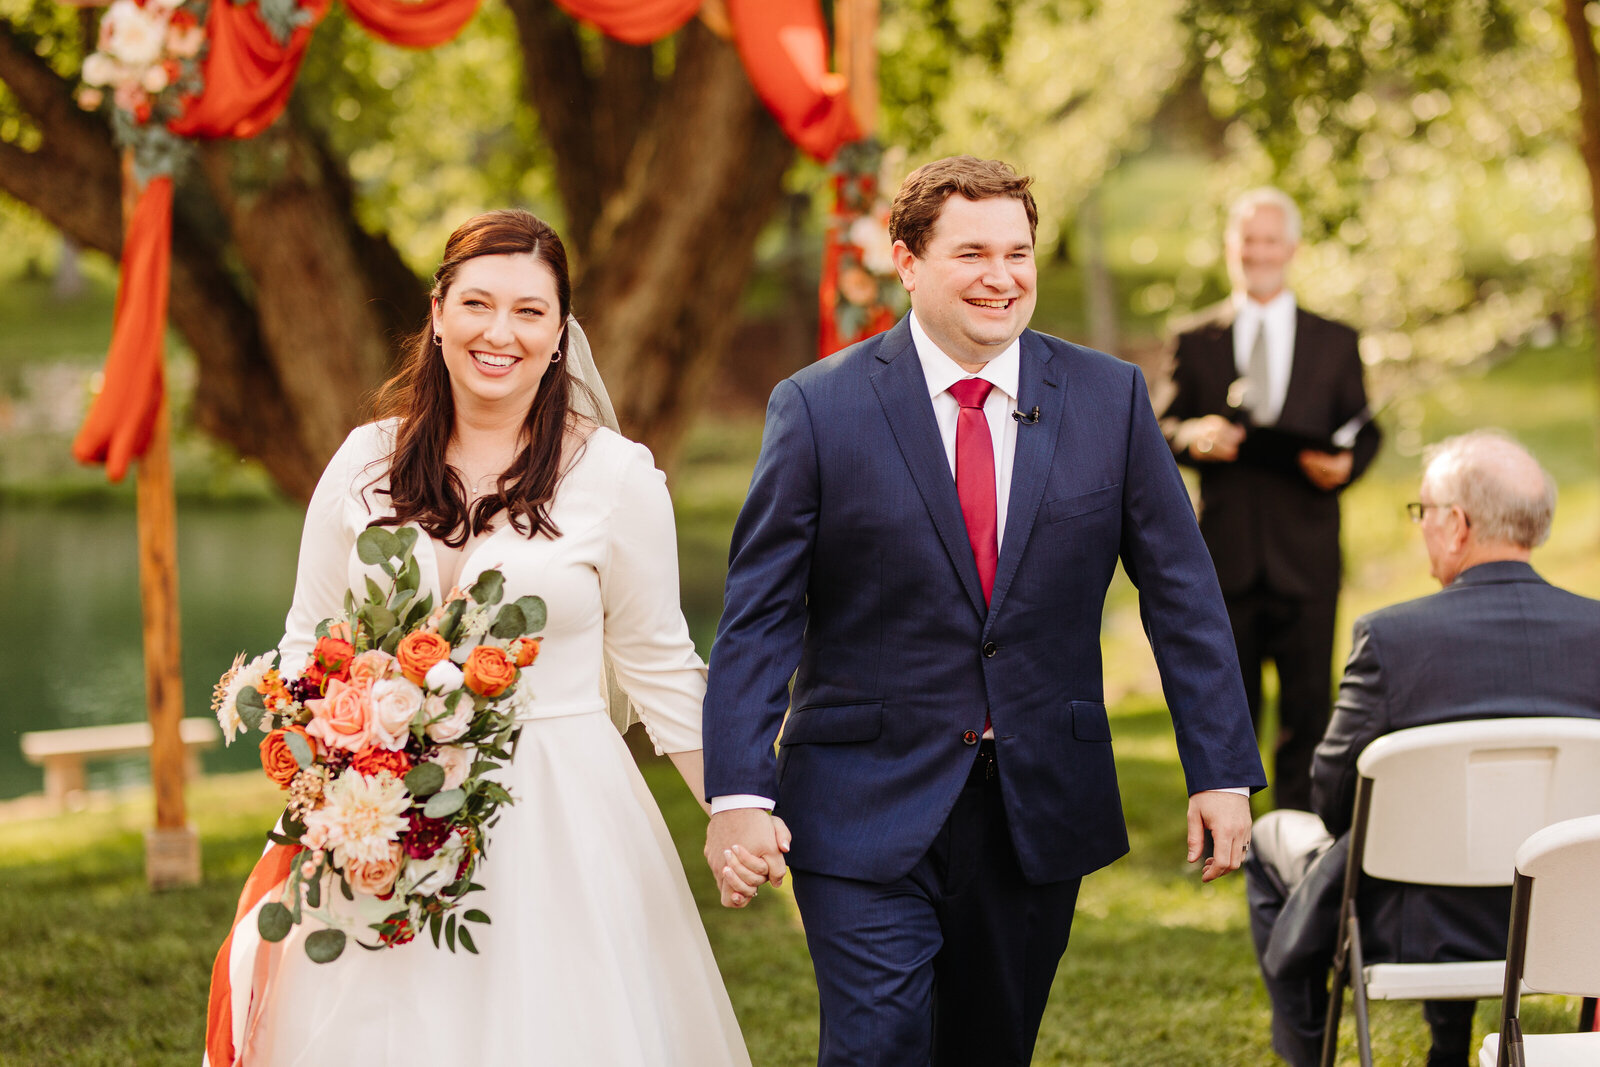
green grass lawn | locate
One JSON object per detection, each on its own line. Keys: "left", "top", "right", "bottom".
{"left": 0, "top": 706, "right": 1588, "bottom": 1065}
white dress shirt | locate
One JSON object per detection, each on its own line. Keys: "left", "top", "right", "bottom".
{"left": 1231, "top": 290, "right": 1297, "bottom": 426}
{"left": 711, "top": 315, "right": 1246, "bottom": 813}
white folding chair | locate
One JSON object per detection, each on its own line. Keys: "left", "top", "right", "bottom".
{"left": 1479, "top": 814, "right": 1600, "bottom": 1066}
{"left": 1321, "top": 717, "right": 1600, "bottom": 1067}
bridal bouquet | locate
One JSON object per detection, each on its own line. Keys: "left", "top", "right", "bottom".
{"left": 212, "top": 527, "right": 545, "bottom": 963}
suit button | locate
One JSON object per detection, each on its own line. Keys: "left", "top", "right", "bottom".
{"left": 962, "top": 730, "right": 979, "bottom": 746}
{"left": 983, "top": 642, "right": 998, "bottom": 658}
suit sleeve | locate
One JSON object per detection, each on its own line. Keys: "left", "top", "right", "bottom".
{"left": 1311, "top": 616, "right": 1389, "bottom": 835}
{"left": 1336, "top": 328, "right": 1381, "bottom": 484}
{"left": 1162, "top": 333, "right": 1200, "bottom": 462}
{"left": 1118, "top": 369, "right": 1266, "bottom": 795}
{"left": 701, "top": 379, "right": 821, "bottom": 801}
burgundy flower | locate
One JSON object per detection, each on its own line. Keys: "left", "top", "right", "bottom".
{"left": 404, "top": 812, "right": 451, "bottom": 859}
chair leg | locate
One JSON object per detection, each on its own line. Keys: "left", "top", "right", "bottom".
{"left": 1347, "top": 915, "right": 1373, "bottom": 1067}
{"left": 1321, "top": 946, "right": 1349, "bottom": 1066}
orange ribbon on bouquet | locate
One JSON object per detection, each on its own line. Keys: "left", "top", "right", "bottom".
{"left": 204, "top": 842, "right": 303, "bottom": 1067}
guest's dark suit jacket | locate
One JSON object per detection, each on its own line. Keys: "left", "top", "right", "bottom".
{"left": 1264, "top": 561, "right": 1600, "bottom": 975}
{"left": 703, "top": 316, "right": 1266, "bottom": 887}
{"left": 1164, "top": 302, "right": 1381, "bottom": 599}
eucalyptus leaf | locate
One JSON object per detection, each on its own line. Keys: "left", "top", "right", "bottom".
{"left": 402, "top": 553, "right": 422, "bottom": 595}
{"left": 304, "top": 928, "right": 346, "bottom": 964}
{"left": 395, "top": 526, "right": 419, "bottom": 556}
{"left": 365, "top": 575, "right": 386, "bottom": 606}
{"left": 464, "top": 909, "right": 490, "bottom": 925}
{"left": 236, "top": 687, "right": 267, "bottom": 731}
{"left": 514, "top": 596, "right": 547, "bottom": 633}
{"left": 445, "top": 913, "right": 458, "bottom": 952}
{"left": 343, "top": 589, "right": 356, "bottom": 617}
{"left": 364, "top": 603, "right": 398, "bottom": 635}
{"left": 404, "top": 762, "right": 446, "bottom": 798}
{"left": 356, "top": 528, "right": 398, "bottom": 565}
{"left": 285, "top": 730, "right": 313, "bottom": 769}
{"left": 439, "top": 599, "right": 467, "bottom": 643}
{"left": 424, "top": 788, "right": 466, "bottom": 818}
{"left": 489, "top": 603, "right": 525, "bottom": 639}
{"left": 315, "top": 619, "right": 332, "bottom": 639}
{"left": 380, "top": 628, "right": 402, "bottom": 655}
{"left": 430, "top": 911, "right": 443, "bottom": 948}
{"left": 469, "top": 570, "right": 504, "bottom": 606}
{"left": 305, "top": 872, "right": 322, "bottom": 909}
{"left": 458, "top": 925, "right": 478, "bottom": 954}
{"left": 257, "top": 902, "right": 293, "bottom": 943}
{"left": 403, "top": 591, "right": 435, "bottom": 630}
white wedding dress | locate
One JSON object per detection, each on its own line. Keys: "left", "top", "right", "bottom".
{"left": 244, "top": 421, "right": 750, "bottom": 1066}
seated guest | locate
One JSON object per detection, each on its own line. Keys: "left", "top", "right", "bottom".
{"left": 1244, "top": 430, "right": 1600, "bottom": 1067}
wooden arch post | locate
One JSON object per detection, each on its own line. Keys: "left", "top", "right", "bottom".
{"left": 121, "top": 152, "right": 200, "bottom": 889}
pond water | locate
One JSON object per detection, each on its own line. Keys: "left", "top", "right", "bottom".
{"left": 0, "top": 502, "right": 731, "bottom": 801}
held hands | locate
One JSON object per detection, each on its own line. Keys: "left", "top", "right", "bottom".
{"left": 1187, "top": 790, "right": 1252, "bottom": 883}
{"left": 1182, "top": 415, "right": 1245, "bottom": 463}
{"left": 1297, "top": 448, "right": 1353, "bottom": 490}
{"left": 704, "top": 808, "right": 791, "bottom": 908}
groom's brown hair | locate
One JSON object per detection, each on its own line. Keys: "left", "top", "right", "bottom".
{"left": 889, "top": 156, "right": 1038, "bottom": 258}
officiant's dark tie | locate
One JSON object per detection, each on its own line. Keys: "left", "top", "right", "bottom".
{"left": 950, "top": 378, "right": 998, "bottom": 605}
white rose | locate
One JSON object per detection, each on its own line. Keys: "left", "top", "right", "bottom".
{"left": 431, "top": 745, "right": 472, "bottom": 791}
{"left": 103, "top": 1, "right": 169, "bottom": 68}
{"left": 140, "top": 63, "right": 168, "bottom": 94}
{"left": 81, "top": 53, "right": 119, "bottom": 88}
{"left": 400, "top": 833, "right": 466, "bottom": 897}
{"left": 425, "top": 659, "right": 464, "bottom": 693}
{"left": 369, "top": 677, "right": 424, "bottom": 751}
{"left": 424, "top": 693, "right": 472, "bottom": 743}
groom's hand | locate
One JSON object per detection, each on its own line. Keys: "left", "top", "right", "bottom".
{"left": 1187, "top": 790, "right": 1251, "bottom": 883}
{"left": 706, "top": 809, "right": 789, "bottom": 907}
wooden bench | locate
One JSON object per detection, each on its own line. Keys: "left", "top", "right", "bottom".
{"left": 20, "top": 718, "right": 221, "bottom": 811}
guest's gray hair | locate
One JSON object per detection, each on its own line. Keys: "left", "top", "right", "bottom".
{"left": 1225, "top": 187, "right": 1303, "bottom": 245}
{"left": 1422, "top": 430, "right": 1556, "bottom": 548}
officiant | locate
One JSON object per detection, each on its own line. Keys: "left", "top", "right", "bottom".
{"left": 1160, "top": 187, "right": 1381, "bottom": 811}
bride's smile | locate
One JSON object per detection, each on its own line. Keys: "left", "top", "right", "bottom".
{"left": 432, "top": 252, "right": 564, "bottom": 414}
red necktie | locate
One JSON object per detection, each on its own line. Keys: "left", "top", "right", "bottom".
{"left": 950, "top": 378, "right": 998, "bottom": 606}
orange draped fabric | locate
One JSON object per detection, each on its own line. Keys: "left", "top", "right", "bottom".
{"left": 168, "top": 0, "right": 330, "bottom": 141}
{"left": 729, "top": 0, "right": 860, "bottom": 161}
{"left": 548, "top": 0, "right": 700, "bottom": 45}
{"left": 71, "top": 176, "right": 173, "bottom": 481}
{"left": 343, "top": 0, "right": 480, "bottom": 49}
{"left": 205, "top": 842, "right": 303, "bottom": 1067}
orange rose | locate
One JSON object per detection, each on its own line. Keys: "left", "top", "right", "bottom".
{"left": 312, "top": 635, "right": 355, "bottom": 680}
{"left": 463, "top": 645, "right": 517, "bottom": 697}
{"left": 511, "top": 636, "right": 542, "bottom": 668}
{"left": 349, "top": 649, "right": 397, "bottom": 687}
{"left": 260, "top": 726, "right": 315, "bottom": 789}
{"left": 350, "top": 747, "right": 413, "bottom": 779}
{"left": 396, "top": 631, "right": 452, "bottom": 686}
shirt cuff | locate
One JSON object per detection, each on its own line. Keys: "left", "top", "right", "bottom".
{"left": 1196, "top": 786, "right": 1251, "bottom": 797}
{"left": 709, "top": 794, "right": 776, "bottom": 814}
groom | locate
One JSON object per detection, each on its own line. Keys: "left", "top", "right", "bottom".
{"left": 703, "top": 156, "right": 1265, "bottom": 1066}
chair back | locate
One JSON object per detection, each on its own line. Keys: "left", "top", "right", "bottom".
{"left": 1514, "top": 814, "right": 1600, "bottom": 997}
{"left": 1354, "top": 717, "right": 1600, "bottom": 886}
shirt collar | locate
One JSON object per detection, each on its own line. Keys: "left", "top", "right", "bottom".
{"left": 1232, "top": 288, "right": 1297, "bottom": 326}
{"left": 908, "top": 311, "right": 1021, "bottom": 401}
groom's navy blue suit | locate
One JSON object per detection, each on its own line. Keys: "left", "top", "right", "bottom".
{"left": 704, "top": 316, "right": 1265, "bottom": 1064}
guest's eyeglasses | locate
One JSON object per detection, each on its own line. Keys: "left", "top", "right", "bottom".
{"left": 1406, "top": 501, "right": 1469, "bottom": 526}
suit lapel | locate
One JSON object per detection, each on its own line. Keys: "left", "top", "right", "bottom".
{"left": 987, "top": 332, "right": 1066, "bottom": 627}
{"left": 869, "top": 322, "right": 988, "bottom": 618}
{"left": 1274, "top": 309, "right": 1321, "bottom": 429}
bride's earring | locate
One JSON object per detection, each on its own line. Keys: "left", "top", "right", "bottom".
{"left": 549, "top": 350, "right": 563, "bottom": 363}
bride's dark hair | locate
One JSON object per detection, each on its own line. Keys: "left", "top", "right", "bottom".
{"left": 371, "top": 209, "right": 579, "bottom": 548}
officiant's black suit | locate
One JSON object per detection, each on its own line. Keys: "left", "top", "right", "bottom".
{"left": 1164, "top": 302, "right": 1380, "bottom": 809}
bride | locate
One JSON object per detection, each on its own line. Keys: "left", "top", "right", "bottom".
{"left": 206, "top": 210, "right": 772, "bottom": 1065}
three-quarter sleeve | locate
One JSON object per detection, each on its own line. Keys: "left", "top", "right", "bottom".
{"left": 598, "top": 441, "right": 708, "bottom": 754}
{"left": 278, "top": 425, "right": 384, "bottom": 676}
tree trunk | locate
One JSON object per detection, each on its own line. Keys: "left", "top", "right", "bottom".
{"left": 1562, "top": 0, "right": 1600, "bottom": 425}
{"left": 1, "top": 6, "right": 793, "bottom": 496}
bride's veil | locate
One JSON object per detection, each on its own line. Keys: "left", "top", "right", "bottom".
{"left": 563, "top": 316, "right": 642, "bottom": 736}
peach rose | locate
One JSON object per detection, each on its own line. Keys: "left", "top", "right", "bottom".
{"left": 344, "top": 841, "right": 403, "bottom": 898}
{"left": 349, "top": 649, "right": 397, "bottom": 687}
{"left": 423, "top": 693, "right": 472, "bottom": 743}
{"left": 369, "top": 677, "right": 424, "bottom": 750}
{"left": 463, "top": 645, "right": 517, "bottom": 698}
{"left": 397, "top": 630, "right": 452, "bottom": 686}
{"left": 511, "top": 636, "right": 542, "bottom": 668}
{"left": 304, "top": 677, "right": 375, "bottom": 753}
{"left": 431, "top": 745, "right": 472, "bottom": 791}
{"left": 259, "top": 726, "right": 314, "bottom": 789}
